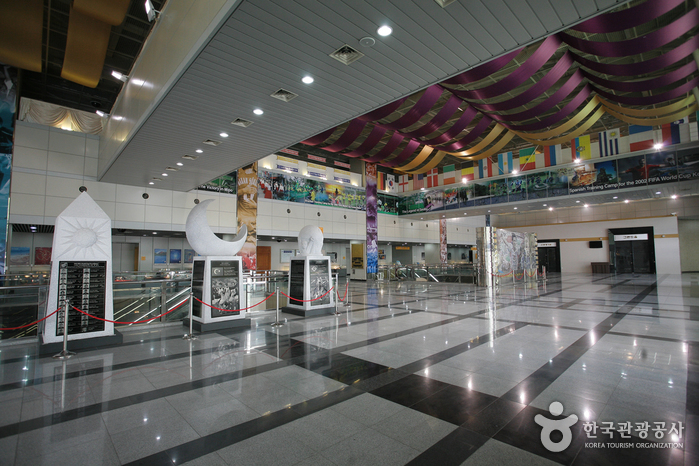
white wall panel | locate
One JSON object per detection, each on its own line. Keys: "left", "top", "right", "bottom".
{"left": 48, "top": 129, "right": 86, "bottom": 155}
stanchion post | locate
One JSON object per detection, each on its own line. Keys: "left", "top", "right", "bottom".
{"left": 271, "top": 286, "right": 284, "bottom": 327}
{"left": 183, "top": 292, "right": 197, "bottom": 340}
{"left": 333, "top": 274, "right": 341, "bottom": 316}
{"left": 53, "top": 300, "right": 76, "bottom": 359}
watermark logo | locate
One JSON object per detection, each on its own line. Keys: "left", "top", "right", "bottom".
{"left": 534, "top": 402, "right": 578, "bottom": 452}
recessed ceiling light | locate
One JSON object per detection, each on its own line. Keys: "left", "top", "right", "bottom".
{"left": 613, "top": 196, "right": 618, "bottom": 199}
{"left": 656, "top": 191, "right": 661, "bottom": 194}
{"left": 654, "top": 143, "right": 664, "bottom": 149}
{"left": 149, "top": 182, "right": 154, "bottom": 185}
{"left": 512, "top": 170, "right": 518, "bottom": 175}
{"left": 176, "top": 162, "right": 183, "bottom": 166}
{"left": 671, "top": 194, "right": 677, "bottom": 199}
{"left": 195, "top": 149, "right": 203, "bottom": 153}
{"left": 162, "top": 173, "right": 168, "bottom": 176}
{"left": 624, "top": 199, "right": 629, "bottom": 203}
{"left": 543, "top": 204, "right": 547, "bottom": 206}
{"left": 584, "top": 204, "right": 589, "bottom": 208}
{"left": 576, "top": 200, "right": 580, "bottom": 203}
{"left": 152, "top": 232, "right": 157, "bottom": 235}
{"left": 549, "top": 207, "right": 554, "bottom": 211}
{"left": 514, "top": 207, "right": 518, "bottom": 210}
{"left": 220, "top": 132, "right": 229, "bottom": 138}
{"left": 253, "top": 108, "right": 264, "bottom": 115}
{"left": 377, "top": 25, "right": 392, "bottom": 36}
{"left": 302, "top": 76, "right": 314, "bottom": 84}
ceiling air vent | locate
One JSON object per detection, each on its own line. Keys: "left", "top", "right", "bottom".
{"left": 434, "top": 0, "right": 457, "bottom": 7}
{"left": 182, "top": 154, "right": 198, "bottom": 160}
{"left": 165, "top": 166, "right": 178, "bottom": 171}
{"left": 152, "top": 177, "right": 163, "bottom": 181}
{"left": 330, "top": 44, "right": 364, "bottom": 65}
{"left": 270, "top": 88, "right": 298, "bottom": 102}
{"left": 203, "top": 139, "right": 222, "bottom": 146}
{"left": 231, "top": 118, "right": 253, "bottom": 127}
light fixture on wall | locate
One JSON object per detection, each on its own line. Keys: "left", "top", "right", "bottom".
{"left": 145, "top": 0, "right": 160, "bottom": 22}
{"left": 111, "top": 70, "right": 128, "bottom": 82}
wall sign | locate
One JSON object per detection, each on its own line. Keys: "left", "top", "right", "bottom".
{"left": 613, "top": 234, "right": 648, "bottom": 241}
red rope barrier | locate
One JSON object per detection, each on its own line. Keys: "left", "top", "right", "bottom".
{"left": 280, "top": 286, "right": 334, "bottom": 303}
{"left": 0, "top": 308, "right": 61, "bottom": 331}
{"left": 194, "top": 292, "right": 275, "bottom": 312}
{"left": 72, "top": 298, "right": 188, "bottom": 324}
{"left": 336, "top": 282, "right": 348, "bottom": 301}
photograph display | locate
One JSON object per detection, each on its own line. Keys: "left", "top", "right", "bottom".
{"left": 210, "top": 260, "right": 240, "bottom": 317}
{"left": 309, "top": 260, "right": 330, "bottom": 306}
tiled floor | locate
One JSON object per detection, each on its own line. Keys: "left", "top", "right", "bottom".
{"left": 0, "top": 273, "right": 697, "bottom": 465}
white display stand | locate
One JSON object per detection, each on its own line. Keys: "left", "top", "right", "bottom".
{"left": 188, "top": 256, "right": 251, "bottom": 331}
{"left": 42, "top": 193, "right": 121, "bottom": 350}
{"left": 284, "top": 255, "right": 335, "bottom": 317}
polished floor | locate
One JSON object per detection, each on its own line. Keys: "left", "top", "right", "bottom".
{"left": 0, "top": 273, "right": 697, "bottom": 465}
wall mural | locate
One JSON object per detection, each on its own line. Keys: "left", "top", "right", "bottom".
{"left": 494, "top": 229, "right": 538, "bottom": 278}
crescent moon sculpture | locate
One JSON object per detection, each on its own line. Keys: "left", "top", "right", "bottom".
{"left": 185, "top": 199, "right": 247, "bottom": 256}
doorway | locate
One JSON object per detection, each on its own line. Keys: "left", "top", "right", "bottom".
{"left": 257, "top": 246, "right": 271, "bottom": 271}
{"left": 537, "top": 239, "right": 561, "bottom": 273}
{"left": 609, "top": 227, "right": 656, "bottom": 274}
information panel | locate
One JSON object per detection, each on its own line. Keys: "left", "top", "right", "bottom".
{"left": 56, "top": 261, "right": 106, "bottom": 336}
{"left": 210, "top": 260, "right": 240, "bottom": 317}
{"left": 309, "top": 260, "right": 330, "bottom": 306}
{"left": 191, "top": 260, "right": 205, "bottom": 318}
{"left": 289, "top": 259, "right": 305, "bottom": 304}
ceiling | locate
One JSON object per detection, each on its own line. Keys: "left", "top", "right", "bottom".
{"left": 91, "top": 0, "right": 632, "bottom": 191}
{"left": 13, "top": 0, "right": 699, "bottom": 216}
{"left": 17, "top": 0, "right": 165, "bottom": 113}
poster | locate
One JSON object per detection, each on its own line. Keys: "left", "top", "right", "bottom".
{"left": 645, "top": 151, "right": 678, "bottom": 185}
{"left": 154, "top": 249, "right": 167, "bottom": 264}
{"left": 378, "top": 193, "right": 399, "bottom": 214}
{"left": 617, "top": 154, "right": 648, "bottom": 187}
{"left": 184, "top": 249, "right": 195, "bottom": 263}
{"left": 9, "top": 246, "right": 29, "bottom": 265}
{"left": 258, "top": 169, "right": 365, "bottom": 210}
{"left": 472, "top": 181, "right": 491, "bottom": 206}
{"left": 35, "top": 247, "right": 52, "bottom": 265}
{"left": 289, "top": 259, "right": 305, "bottom": 303}
{"left": 439, "top": 218, "right": 447, "bottom": 263}
{"left": 210, "top": 260, "right": 240, "bottom": 317}
{"left": 169, "top": 249, "right": 182, "bottom": 264}
{"left": 199, "top": 172, "right": 236, "bottom": 194}
{"left": 567, "top": 160, "right": 618, "bottom": 194}
{"left": 548, "top": 168, "right": 572, "bottom": 197}
{"left": 366, "top": 163, "right": 378, "bottom": 275}
{"left": 444, "top": 187, "right": 460, "bottom": 210}
{"left": 0, "top": 65, "right": 17, "bottom": 274}
{"left": 676, "top": 149, "right": 699, "bottom": 181}
{"left": 489, "top": 179, "right": 508, "bottom": 204}
{"left": 525, "top": 171, "right": 552, "bottom": 199}
{"left": 237, "top": 163, "right": 258, "bottom": 271}
{"left": 423, "top": 189, "right": 444, "bottom": 211}
{"left": 309, "top": 259, "right": 330, "bottom": 306}
{"left": 507, "top": 176, "right": 526, "bottom": 202}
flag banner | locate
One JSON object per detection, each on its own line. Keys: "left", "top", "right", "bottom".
{"left": 519, "top": 147, "right": 537, "bottom": 171}
{"left": 387, "top": 174, "right": 396, "bottom": 192}
{"left": 661, "top": 117, "right": 690, "bottom": 146}
{"left": 427, "top": 168, "right": 439, "bottom": 188}
{"left": 443, "top": 164, "right": 456, "bottom": 184}
{"left": 461, "top": 165, "right": 474, "bottom": 182}
{"left": 497, "top": 151, "right": 513, "bottom": 175}
{"left": 399, "top": 174, "right": 410, "bottom": 191}
{"left": 414, "top": 173, "right": 424, "bottom": 189}
{"left": 543, "top": 145, "right": 560, "bottom": 167}
{"left": 629, "top": 125, "right": 655, "bottom": 152}
{"left": 598, "top": 128, "right": 620, "bottom": 156}
{"left": 572, "top": 135, "right": 591, "bottom": 160}
{"left": 478, "top": 158, "right": 493, "bottom": 178}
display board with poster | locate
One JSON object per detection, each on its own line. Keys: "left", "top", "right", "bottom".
{"left": 189, "top": 257, "right": 249, "bottom": 331}
{"left": 309, "top": 259, "right": 330, "bottom": 306}
{"left": 56, "top": 261, "right": 106, "bottom": 336}
{"left": 289, "top": 259, "right": 305, "bottom": 303}
{"left": 210, "top": 260, "right": 240, "bottom": 317}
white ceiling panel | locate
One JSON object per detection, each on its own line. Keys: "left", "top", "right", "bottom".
{"left": 99, "top": 0, "right": 630, "bottom": 191}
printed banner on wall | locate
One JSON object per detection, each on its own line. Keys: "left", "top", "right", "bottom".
{"left": 439, "top": 218, "right": 447, "bottom": 263}
{"left": 0, "top": 64, "right": 17, "bottom": 273}
{"left": 366, "top": 163, "right": 378, "bottom": 274}
{"left": 199, "top": 172, "right": 237, "bottom": 194}
{"left": 237, "top": 163, "right": 258, "bottom": 271}
{"left": 378, "top": 193, "right": 399, "bottom": 215}
{"left": 258, "top": 170, "right": 366, "bottom": 210}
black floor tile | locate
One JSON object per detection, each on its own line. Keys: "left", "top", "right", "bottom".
{"left": 410, "top": 385, "right": 499, "bottom": 426}
{"left": 460, "top": 398, "right": 526, "bottom": 437}
{"left": 370, "top": 373, "right": 451, "bottom": 407}
{"left": 406, "top": 427, "right": 489, "bottom": 466}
